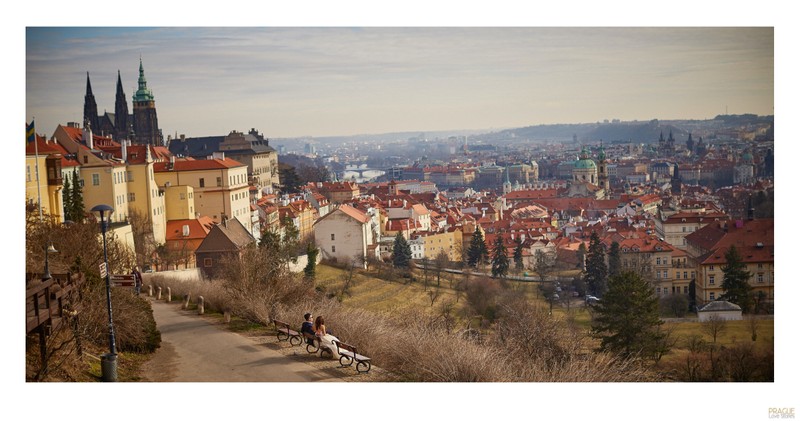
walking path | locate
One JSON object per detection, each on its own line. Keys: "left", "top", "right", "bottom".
{"left": 140, "top": 297, "right": 342, "bottom": 382}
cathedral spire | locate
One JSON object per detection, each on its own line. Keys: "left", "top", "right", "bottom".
{"left": 83, "top": 72, "right": 99, "bottom": 132}
{"left": 133, "top": 57, "right": 154, "bottom": 103}
{"left": 115, "top": 70, "right": 129, "bottom": 142}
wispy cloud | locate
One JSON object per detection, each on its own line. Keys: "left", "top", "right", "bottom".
{"left": 26, "top": 27, "right": 773, "bottom": 138}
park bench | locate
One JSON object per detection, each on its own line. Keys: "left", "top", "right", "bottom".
{"left": 333, "top": 340, "right": 371, "bottom": 373}
{"left": 272, "top": 319, "right": 302, "bottom": 346}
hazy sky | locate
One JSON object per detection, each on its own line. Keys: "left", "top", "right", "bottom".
{"left": 25, "top": 27, "right": 773, "bottom": 139}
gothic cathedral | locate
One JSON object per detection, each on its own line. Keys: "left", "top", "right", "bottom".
{"left": 83, "top": 58, "right": 163, "bottom": 146}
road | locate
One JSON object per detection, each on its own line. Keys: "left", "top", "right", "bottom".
{"left": 140, "top": 297, "right": 341, "bottom": 382}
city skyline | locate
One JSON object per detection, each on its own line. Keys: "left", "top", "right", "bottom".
{"left": 26, "top": 27, "right": 773, "bottom": 140}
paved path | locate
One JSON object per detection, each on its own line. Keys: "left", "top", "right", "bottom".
{"left": 140, "top": 297, "right": 341, "bottom": 382}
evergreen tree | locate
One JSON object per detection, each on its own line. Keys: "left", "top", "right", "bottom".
{"left": 688, "top": 279, "right": 697, "bottom": 312}
{"left": 576, "top": 242, "right": 587, "bottom": 270}
{"left": 303, "top": 242, "right": 319, "bottom": 279}
{"left": 62, "top": 174, "right": 73, "bottom": 221}
{"left": 513, "top": 238, "right": 525, "bottom": 272}
{"left": 608, "top": 241, "right": 622, "bottom": 278}
{"left": 467, "top": 228, "right": 489, "bottom": 268}
{"left": 491, "top": 236, "right": 509, "bottom": 278}
{"left": 392, "top": 232, "right": 412, "bottom": 268}
{"left": 721, "top": 245, "right": 753, "bottom": 312}
{"left": 585, "top": 232, "right": 608, "bottom": 297}
{"left": 592, "top": 271, "right": 665, "bottom": 358}
{"left": 70, "top": 170, "right": 85, "bottom": 222}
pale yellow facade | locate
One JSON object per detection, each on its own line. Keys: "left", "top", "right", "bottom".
{"left": 164, "top": 185, "right": 196, "bottom": 221}
{"left": 80, "top": 163, "right": 130, "bottom": 224}
{"left": 125, "top": 161, "right": 166, "bottom": 244}
{"left": 421, "top": 229, "right": 463, "bottom": 261}
{"left": 155, "top": 163, "right": 251, "bottom": 232}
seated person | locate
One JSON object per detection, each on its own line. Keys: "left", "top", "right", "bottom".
{"left": 301, "top": 313, "right": 315, "bottom": 344}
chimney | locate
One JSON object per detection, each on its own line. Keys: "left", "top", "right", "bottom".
{"left": 121, "top": 139, "right": 128, "bottom": 162}
{"left": 83, "top": 121, "right": 93, "bottom": 150}
{"left": 747, "top": 195, "right": 755, "bottom": 220}
{"left": 182, "top": 224, "right": 190, "bottom": 237}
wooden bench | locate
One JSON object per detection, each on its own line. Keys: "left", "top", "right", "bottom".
{"left": 333, "top": 340, "right": 371, "bottom": 373}
{"left": 272, "top": 319, "right": 302, "bottom": 346}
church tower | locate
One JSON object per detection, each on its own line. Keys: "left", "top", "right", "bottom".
{"left": 597, "top": 144, "right": 609, "bottom": 194}
{"left": 502, "top": 166, "right": 512, "bottom": 195}
{"left": 132, "top": 58, "right": 162, "bottom": 146}
{"left": 114, "top": 70, "right": 130, "bottom": 142}
{"left": 671, "top": 163, "right": 682, "bottom": 197}
{"left": 83, "top": 72, "right": 99, "bottom": 133}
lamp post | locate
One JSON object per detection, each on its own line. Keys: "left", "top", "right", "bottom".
{"left": 42, "top": 242, "right": 58, "bottom": 282}
{"left": 92, "top": 204, "right": 117, "bottom": 382}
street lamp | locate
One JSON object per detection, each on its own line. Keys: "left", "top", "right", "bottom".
{"left": 42, "top": 242, "right": 58, "bottom": 282}
{"left": 91, "top": 204, "right": 117, "bottom": 382}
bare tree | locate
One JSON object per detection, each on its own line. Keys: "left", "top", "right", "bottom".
{"left": 748, "top": 314, "right": 760, "bottom": 342}
{"left": 701, "top": 314, "right": 728, "bottom": 344}
{"left": 433, "top": 249, "right": 450, "bottom": 288}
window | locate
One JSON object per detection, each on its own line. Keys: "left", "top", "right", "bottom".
{"left": 180, "top": 193, "right": 186, "bottom": 200}
{"left": 684, "top": 271, "right": 688, "bottom": 279}
{"left": 331, "top": 233, "right": 335, "bottom": 241}
{"left": 331, "top": 245, "right": 336, "bottom": 253}
{"left": 683, "top": 286, "right": 689, "bottom": 294}
{"left": 217, "top": 177, "right": 222, "bottom": 187}
{"left": 758, "top": 263, "right": 764, "bottom": 269}
{"left": 758, "top": 273, "right": 764, "bottom": 283}
{"left": 204, "top": 258, "right": 213, "bottom": 267}
{"left": 709, "top": 275, "right": 715, "bottom": 285}
{"left": 127, "top": 171, "right": 133, "bottom": 182}
{"left": 656, "top": 287, "right": 661, "bottom": 294}
{"left": 663, "top": 270, "right": 668, "bottom": 279}
{"left": 26, "top": 165, "right": 31, "bottom": 182}
{"left": 656, "top": 257, "right": 661, "bottom": 265}
{"left": 709, "top": 292, "right": 715, "bottom": 300}
{"left": 92, "top": 173, "right": 100, "bottom": 186}
{"left": 709, "top": 265, "right": 714, "bottom": 271}
{"left": 129, "top": 193, "right": 135, "bottom": 202}
{"left": 199, "top": 178, "right": 205, "bottom": 188}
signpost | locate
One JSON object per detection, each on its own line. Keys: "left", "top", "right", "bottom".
{"left": 110, "top": 274, "right": 136, "bottom": 288}
{"left": 99, "top": 262, "right": 107, "bottom": 278}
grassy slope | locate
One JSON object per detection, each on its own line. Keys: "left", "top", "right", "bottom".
{"left": 313, "top": 263, "right": 774, "bottom": 373}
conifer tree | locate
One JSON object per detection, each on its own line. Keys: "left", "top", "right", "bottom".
{"left": 585, "top": 232, "right": 608, "bottom": 297}
{"left": 592, "top": 271, "right": 665, "bottom": 358}
{"left": 69, "top": 170, "right": 84, "bottom": 222}
{"left": 392, "top": 232, "right": 412, "bottom": 268}
{"left": 62, "top": 174, "right": 73, "bottom": 221}
{"left": 467, "top": 227, "right": 489, "bottom": 268}
{"left": 513, "top": 238, "right": 525, "bottom": 272}
{"left": 608, "top": 241, "right": 622, "bottom": 278}
{"left": 303, "top": 242, "right": 319, "bottom": 279}
{"left": 491, "top": 236, "right": 509, "bottom": 278}
{"left": 721, "top": 245, "right": 753, "bottom": 312}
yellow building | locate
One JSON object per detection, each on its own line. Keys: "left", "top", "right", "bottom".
{"left": 419, "top": 228, "right": 463, "bottom": 261}
{"left": 154, "top": 156, "right": 252, "bottom": 233}
{"left": 164, "top": 185, "right": 196, "bottom": 221}
{"left": 685, "top": 218, "right": 774, "bottom": 308}
{"left": 25, "top": 136, "right": 65, "bottom": 222}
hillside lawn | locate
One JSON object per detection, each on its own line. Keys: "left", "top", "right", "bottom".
{"left": 312, "top": 263, "right": 773, "bottom": 367}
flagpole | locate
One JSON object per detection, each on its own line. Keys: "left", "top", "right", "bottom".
{"left": 30, "top": 119, "right": 43, "bottom": 221}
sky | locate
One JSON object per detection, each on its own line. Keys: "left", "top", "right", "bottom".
{"left": 25, "top": 26, "right": 774, "bottom": 139}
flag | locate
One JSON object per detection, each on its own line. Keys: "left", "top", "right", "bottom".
{"left": 26, "top": 120, "right": 35, "bottom": 143}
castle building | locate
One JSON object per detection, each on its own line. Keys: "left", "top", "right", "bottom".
{"left": 83, "top": 58, "right": 163, "bottom": 146}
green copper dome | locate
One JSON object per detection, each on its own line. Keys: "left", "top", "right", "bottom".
{"left": 574, "top": 158, "right": 597, "bottom": 169}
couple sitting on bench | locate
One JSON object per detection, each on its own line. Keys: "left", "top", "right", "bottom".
{"left": 301, "top": 313, "right": 340, "bottom": 359}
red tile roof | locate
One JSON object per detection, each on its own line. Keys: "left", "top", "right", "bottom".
{"left": 153, "top": 157, "right": 246, "bottom": 172}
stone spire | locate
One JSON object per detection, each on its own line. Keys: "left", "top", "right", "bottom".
{"left": 83, "top": 72, "right": 99, "bottom": 132}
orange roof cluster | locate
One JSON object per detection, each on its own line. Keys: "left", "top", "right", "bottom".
{"left": 153, "top": 157, "right": 246, "bottom": 172}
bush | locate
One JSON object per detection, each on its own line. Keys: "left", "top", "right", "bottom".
{"left": 659, "top": 294, "right": 689, "bottom": 318}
